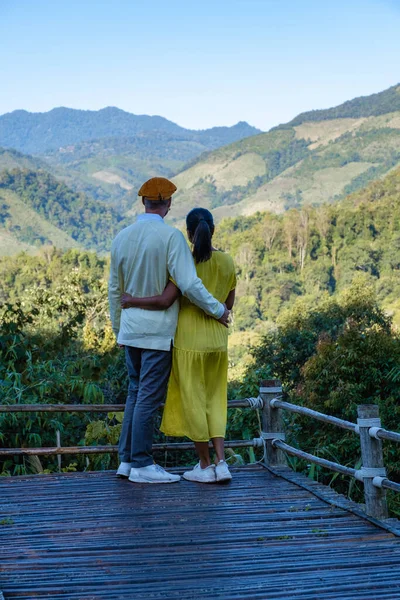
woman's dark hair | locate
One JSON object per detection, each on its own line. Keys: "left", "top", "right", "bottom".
{"left": 186, "top": 208, "right": 215, "bottom": 263}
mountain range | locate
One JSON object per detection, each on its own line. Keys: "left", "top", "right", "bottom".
{"left": 0, "top": 107, "right": 260, "bottom": 210}
{"left": 0, "top": 83, "right": 400, "bottom": 255}
{"left": 0, "top": 107, "right": 261, "bottom": 154}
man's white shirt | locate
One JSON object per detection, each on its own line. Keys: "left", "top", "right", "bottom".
{"left": 108, "top": 214, "right": 225, "bottom": 351}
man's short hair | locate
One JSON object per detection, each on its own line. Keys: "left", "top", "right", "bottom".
{"left": 144, "top": 197, "right": 170, "bottom": 209}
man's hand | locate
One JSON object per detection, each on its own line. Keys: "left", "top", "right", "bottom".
{"left": 121, "top": 292, "right": 134, "bottom": 309}
{"left": 218, "top": 305, "right": 231, "bottom": 328}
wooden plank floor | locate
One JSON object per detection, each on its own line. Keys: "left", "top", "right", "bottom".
{"left": 1, "top": 465, "right": 400, "bottom": 599}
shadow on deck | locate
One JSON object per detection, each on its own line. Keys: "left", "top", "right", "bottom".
{"left": 1, "top": 465, "right": 400, "bottom": 599}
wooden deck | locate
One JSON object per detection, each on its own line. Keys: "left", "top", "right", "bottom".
{"left": 1, "top": 465, "right": 400, "bottom": 599}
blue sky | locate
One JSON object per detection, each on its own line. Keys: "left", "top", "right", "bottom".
{"left": 1, "top": 0, "right": 400, "bottom": 130}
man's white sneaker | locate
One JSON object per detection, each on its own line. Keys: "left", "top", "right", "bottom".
{"left": 215, "top": 460, "right": 232, "bottom": 482}
{"left": 116, "top": 462, "right": 131, "bottom": 478}
{"left": 183, "top": 463, "right": 216, "bottom": 483}
{"left": 128, "top": 464, "right": 181, "bottom": 484}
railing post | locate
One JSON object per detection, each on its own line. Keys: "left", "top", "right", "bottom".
{"left": 357, "top": 404, "right": 388, "bottom": 519}
{"left": 56, "top": 430, "right": 62, "bottom": 472}
{"left": 260, "top": 379, "right": 286, "bottom": 467}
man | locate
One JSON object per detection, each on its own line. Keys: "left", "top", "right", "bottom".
{"left": 108, "top": 177, "right": 229, "bottom": 484}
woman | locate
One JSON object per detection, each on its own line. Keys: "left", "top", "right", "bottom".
{"left": 121, "top": 208, "right": 236, "bottom": 483}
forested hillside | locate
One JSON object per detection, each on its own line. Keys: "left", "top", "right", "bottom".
{"left": 2, "top": 165, "right": 400, "bottom": 321}
{"left": 0, "top": 147, "right": 47, "bottom": 171}
{"left": 170, "top": 84, "right": 400, "bottom": 222}
{"left": 0, "top": 169, "right": 124, "bottom": 253}
{"left": 285, "top": 83, "right": 400, "bottom": 125}
{"left": 215, "top": 165, "right": 400, "bottom": 330}
{"left": 2, "top": 165, "right": 400, "bottom": 329}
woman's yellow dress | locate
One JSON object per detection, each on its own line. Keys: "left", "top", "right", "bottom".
{"left": 160, "top": 251, "right": 236, "bottom": 442}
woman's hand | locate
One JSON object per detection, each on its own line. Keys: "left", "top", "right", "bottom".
{"left": 218, "top": 304, "right": 231, "bottom": 328}
{"left": 121, "top": 292, "right": 135, "bottom": 309}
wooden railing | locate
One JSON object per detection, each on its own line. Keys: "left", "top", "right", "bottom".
{"left": 0, "top": 398, "right": 264, "bottom": 457}
{"left": 259, "top": 381, "right": 400, "bottom": 519}
{"left": 1, "top": 379, "right": 400, "bottom": 519}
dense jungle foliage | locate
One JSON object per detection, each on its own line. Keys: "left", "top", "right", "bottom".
{"left": 1, "top": 167, "right": 400, "bottom": 514}
{"left": 215, "top": 166, "right": 400, "bottom": 334}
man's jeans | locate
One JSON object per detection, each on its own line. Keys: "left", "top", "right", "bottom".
{"left": 118, "top": 346, "right": 172, "bottom": 468}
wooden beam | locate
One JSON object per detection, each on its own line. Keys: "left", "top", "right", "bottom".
{"left": 270, "top": 399, "right": 357, "bottom": 432}
{"left": 381, "top": 479, "right": 400, "bottom": 493}
{"left": 0, "top": 439, "right": 261, "bottom": 456}
{"left": 376, "top": 428, "right": 400, "bottom": 444}
{"left": 273, "top": 439, "right": 357, "bottom": 478}
{"left": 0, "top": 399, "right": 251, "bottom": 413}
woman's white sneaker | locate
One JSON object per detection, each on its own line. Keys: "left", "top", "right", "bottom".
{"left": 183, "top": 463, "right": 216, "bottom": 483}
{"left": 215, "top": 460, "right": 232, "bottom": 482}
{"left": 128, "top": 464, "right": 181, "bottom": 484}
{"left": 116, "top": 462, "right": 131, "bottom": 478}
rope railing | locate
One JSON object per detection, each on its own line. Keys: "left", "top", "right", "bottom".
{"left": 259, "top": 381, "right": 400, "bottom": 520}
